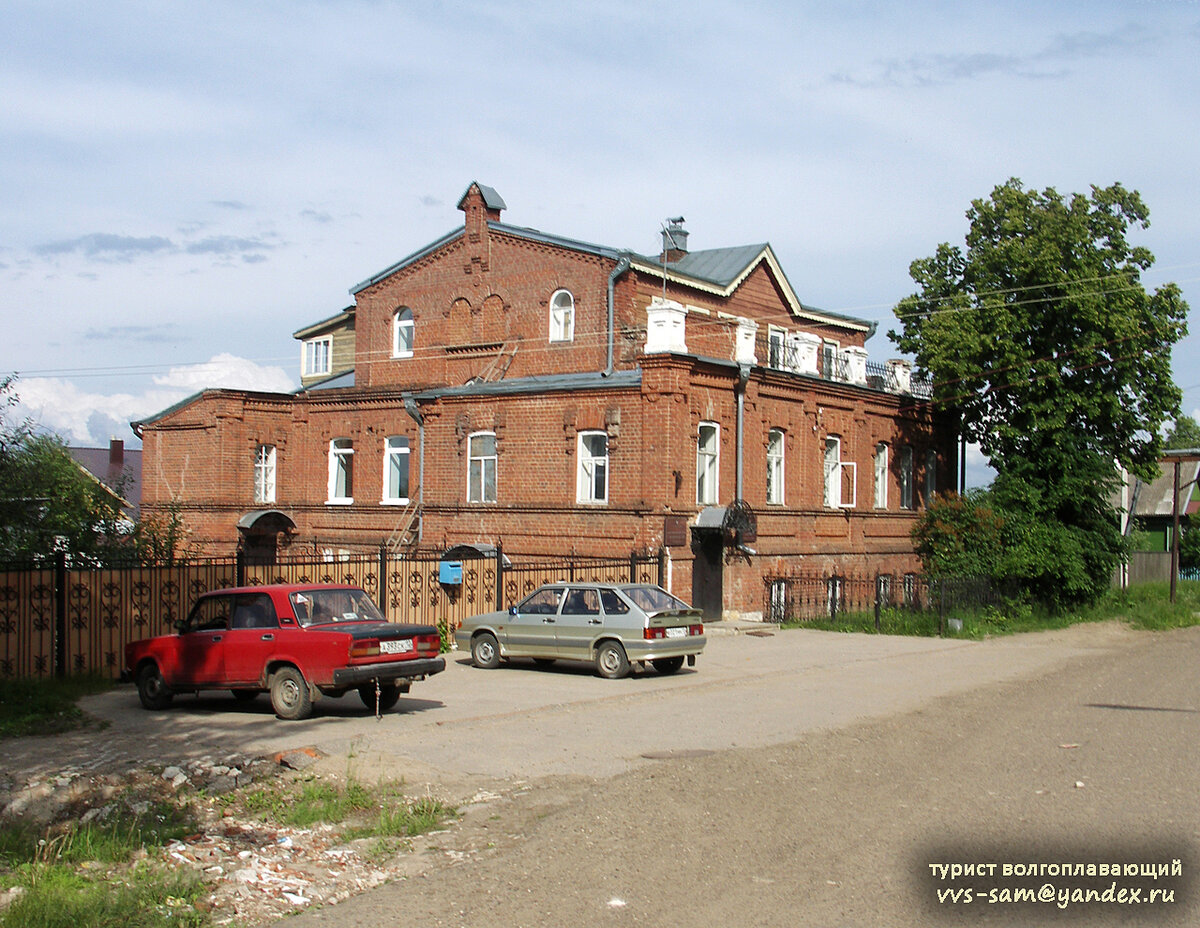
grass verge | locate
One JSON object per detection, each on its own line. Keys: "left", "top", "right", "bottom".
{"left": 784, "top": 581, "right": 1200, "bottom": 638}
{"left": 0, "top": 676, "right": 112, "bottom": 739}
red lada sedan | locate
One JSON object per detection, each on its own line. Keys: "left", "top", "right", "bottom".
{"left": 124, "top": 584, "right": 444, "bottom": 720}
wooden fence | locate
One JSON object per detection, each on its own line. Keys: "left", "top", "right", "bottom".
{"left": 0, "top": 549, "right": 664, "bottom": 679}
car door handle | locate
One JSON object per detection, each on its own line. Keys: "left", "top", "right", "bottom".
{"left": 588, "top": 619, "right": 602, "bottom": 625}
{"left": 542, "top": 617, "right": 556, "bottom": 624}
{"left": 260, "top": 634, "right": 274, "bottom": 641}
{"left": 211, "top": 635, "right": 222, "bottom": 642}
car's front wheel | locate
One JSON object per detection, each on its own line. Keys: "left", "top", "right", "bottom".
{"left": 595, "top": 640, "right": 630, "bottom": 679}
{"left": 270, "top": 666, "right": 313, "bottom": 720}
{"left": 136, "top": 663, "right": 173, "bottom": 710}
{"left": 359, "top": 683, "right": 400, "bottom": 713}
{"left": 652, "top": 656, "right": 685, "bottom": 675}
{"left": 471, "top": 632, "right": 500, "bottom": 669}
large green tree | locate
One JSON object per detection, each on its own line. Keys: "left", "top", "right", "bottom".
{"left": 0, "top": 377, "right": 130, "bottom": 562}
{"left": 892, "top": 180, "right": 1189, "bottom": 607}
{"left": 1165, "top": 414, "right": 1200, "bottom": 451}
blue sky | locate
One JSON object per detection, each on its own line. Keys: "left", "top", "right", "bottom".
{"left": 3, "top": 1, "right": 1198, "bottom": 487}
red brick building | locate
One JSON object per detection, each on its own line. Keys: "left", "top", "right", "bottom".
{"left": 135, "top": 182, "right": 956, "bottom": 619}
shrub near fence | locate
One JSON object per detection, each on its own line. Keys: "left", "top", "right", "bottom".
{"left": 0, "top": 549, "right": 664, "bottom": 679}
{"left": 762, "top": 572, "right": 1013, "bottom": 633}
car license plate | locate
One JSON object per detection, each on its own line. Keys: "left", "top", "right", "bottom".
{"left": 665, "top": 626, "right": 686, "bottom": 639}
{"left": 380, "top": 638, "right": 414, "bottom": 654}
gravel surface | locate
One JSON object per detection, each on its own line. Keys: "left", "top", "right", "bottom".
{"left": 4, "top": 622, "right": 1197, "bottom": 926}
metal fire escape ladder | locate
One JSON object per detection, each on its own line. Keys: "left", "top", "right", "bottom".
{"left": 386, "top": 499, "right": 421, "bottom": 553}
{"left": 476, "top": 342, "right": 518, "bottom": 382}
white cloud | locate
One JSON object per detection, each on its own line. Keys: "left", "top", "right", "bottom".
{"left": 13, "top": 355, "right": 295, "bottom": 447}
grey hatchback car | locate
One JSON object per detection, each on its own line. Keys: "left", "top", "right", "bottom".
{"left": 458, "top": 583, "right": 706, "bottom": 679}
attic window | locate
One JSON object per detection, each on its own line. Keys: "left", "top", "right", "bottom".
{"left": 303, "top": 336, "right": 331, "bottom": 377}
{"left": 393, "top": 308, "right": 414, "bottom": 358}
{"left": 549, "top": 290, "right": 574, "bottom": 342}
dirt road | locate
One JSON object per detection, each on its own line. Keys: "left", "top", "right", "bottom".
{"left": 6, "top": 621, "right": 1196, "bottom": 926}
{"left": 255, "top": 621, "right": 1198, "bottom": 928}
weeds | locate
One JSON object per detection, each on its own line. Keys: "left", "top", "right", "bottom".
{"left": 0, "top": 676, "right": 112, "bottom": 739}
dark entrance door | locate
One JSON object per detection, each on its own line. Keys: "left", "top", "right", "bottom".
{"left": 690, "top": 529, "right": 724, "bottom": 621}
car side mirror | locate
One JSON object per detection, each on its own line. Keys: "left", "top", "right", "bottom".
{"left": 174, "top": 619, "right": 189, "bottom": 633}
{"left": 509, "top": 605, "right": 518, "bottom": 616}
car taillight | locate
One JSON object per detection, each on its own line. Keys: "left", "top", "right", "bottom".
{"left": 644, "top": 627, "right": 665, "bottom": 640}
{"left": 690, "top": 624, "right": 704, "bottom": 636}
{"left": 416, "top": 633, "right": 441, "bottom": 655}
{"left": 350, "top": 639, "right": 380, "bottom": 658}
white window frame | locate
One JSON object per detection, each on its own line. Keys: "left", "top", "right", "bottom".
{"left": 393, "top": 307, "right": 414, "bottom": 358}
{"left": 576, "top": 431, "right": 609, "bottom": 504}
{"left": 468, "top": 431, "right": 497, "bottom": 503}
{"left": 874, "top": 442, "right": 889, "bottom": 509}
{"left": 696, "top": 422, "right": 719, "bottom": 505}
{"left": 767, "top": 326, "right": 787, "bottom": 369}
{"left": 766, "top": 428, "right": 785, "bottom": 506}
{"left": 327, "top": 438, "right": 353, "bottom": 504}
{"left": 382, "top": 436, "right": 410, "bottom": 504}
{"left": 254, "top": 443, "right": 276, "bottom": 504}
{"left": 924, "top": 449, "right": 937, "bottom": 506}
{"left": 303, "top": 336, "right": 332, "bottom": 378}
{"left": 900, "top": 445, "right": 915, "bottom": 510}
{"left": 549, "top": 289, "right": 575, "bottom": 342}
{"left": 824, "top": 436, "right": 856, "bottom": 509}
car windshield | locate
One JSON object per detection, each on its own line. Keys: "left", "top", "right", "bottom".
{"left": 290, "top": 588, "right": 386, "bottom": 627}
{"left": 622, "top": 585, "right": 691, "bottom": 613}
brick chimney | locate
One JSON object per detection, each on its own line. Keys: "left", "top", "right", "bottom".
{"left": 109, "top": 438, "right": 124, "bottom": 466}
{"left": 660, "top": 217, "right": 688, "bottom": 263}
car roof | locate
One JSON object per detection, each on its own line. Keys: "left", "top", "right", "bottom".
{"left": 198, "top": 583, "right": 365, "bottom": 597}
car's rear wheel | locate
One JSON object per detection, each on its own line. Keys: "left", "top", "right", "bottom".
{"left": 358, "top": 683, "right": 400, "bottom": 713}
{"left": 270, "top": 666, "right": 313, "bottom": 720}
{"left": 471, "top": 632, "right": 500, "bottom": 669}
{"left": 595, "top": 640, "right": 630, "bottom": 679}
{"left": 136, "top": 663, "right": 173, "bottom": 710}
{"left": 231, "top": 689, "right": 259, "bottom": 702}
{"left": 652, "top": 656, "right": 685, "bottom": 675}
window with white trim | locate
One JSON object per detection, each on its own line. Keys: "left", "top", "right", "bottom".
{"left": 393, "top": 308, "right": 414, "bottom": 358}
{"left": 576, "top": 431, "right": 608, "bottom": 504}
{"left": 766, "top": 428, "right": 785, "bottom": 505}
{"left": 824, "top": 435, "right": 857, "bottom": 508}
{"left": 549, "top": 289, "right": 574, "bottom": 342}
{"left": 767, "top": 326, "right": 787, "bottom": 369}
{"left": 468, "top": 432, "right": 497, "bottom": 503}
{"left": 900, "top": 445, "right": 915, "bottom": 510}
{"left": 303, "top": 336, "right": 332, "bottom": 378}
{"left": 254, "top": 444, "right": 276, "bottom": 504}
{"left": 696, "top": 422, "right": 719, "bottom": 505}
{"left": 382, "top": 436, "right": 410, "bottom": 504}
{"left": 327, "top": 438, "right": 353, "bottom": 504}
{"left": 874, "top": 442, "right": 889, "bottom": 509}
{"left": 924, "top": 449, "right": 937, "bottom": 506}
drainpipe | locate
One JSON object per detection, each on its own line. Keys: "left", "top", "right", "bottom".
{"left": 403, "top": 396, "right": 425, "bottom": 546}
{"left": 604, "top": 257, "right": 631, "bottom": 376}
{"left": 735, "top": 363, "right": 751, "bottom": 500}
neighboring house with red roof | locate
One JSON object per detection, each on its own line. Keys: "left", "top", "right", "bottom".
{"left": 68, "top": 438, "right": 142, "bottom": 522}
{"left": 135, "top": 182, "right": 957, "bottom": 619}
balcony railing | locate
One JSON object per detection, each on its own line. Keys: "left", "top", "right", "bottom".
{"left": 753, "top": 333, "right": 932, "bottom": 399}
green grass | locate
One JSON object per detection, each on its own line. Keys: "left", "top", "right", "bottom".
{"left": 237, "top": 774, "right": 456, "bottom": 838}
{"left": 1, "top": 864, "right": 206, "bottom": 928}
{"left": 785, "top": 581, "right": 1200, "bottom": 638}
{"left": 0, "top": 803, "right": 195, "bottom": 870}
{"left": 0, "top": 675, "right": 112, "bottom": 739}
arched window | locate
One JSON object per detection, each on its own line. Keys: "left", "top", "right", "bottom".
{"left": 577, "top": 431, "right": 609, "bottom": 504}
{"left": 766, "top": 429, "right": 785, "bottom": 505}
{"left": 697, "top": 422, "right": 719, "bottom": 505}
{"left": 382, "top": 436, "right": 410, "bottom": 503}
{"left": 549, "top": 290, "right": 574, "bottom": 342}
{"left": 393, "top": 308, "right": 414, "bottom": 358}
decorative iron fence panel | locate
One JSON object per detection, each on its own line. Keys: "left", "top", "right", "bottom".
{"left": 0, "top": 550, "right": 663, "bottom": 679}
{"left": 762, "top": 573, "right": 1010, "bottom": 625}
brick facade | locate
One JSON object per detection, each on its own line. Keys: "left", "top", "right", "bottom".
{"left": 137, "top": 182, "right": 956, "bottom": 619}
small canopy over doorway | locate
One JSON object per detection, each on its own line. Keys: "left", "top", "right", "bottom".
{"left": 236, "top": 510, "right": 298, "bottom": 565}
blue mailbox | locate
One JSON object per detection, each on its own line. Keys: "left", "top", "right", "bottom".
{"left": 438, "top": 560, "right": 463, "bottom": 585}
